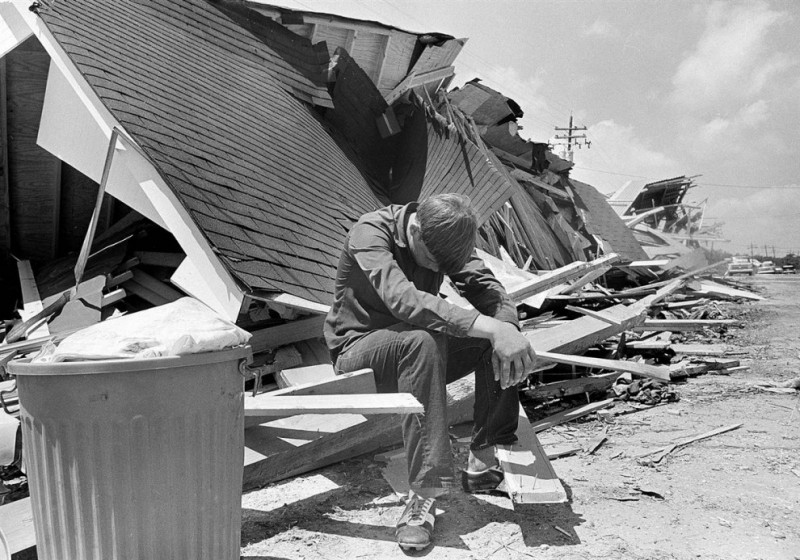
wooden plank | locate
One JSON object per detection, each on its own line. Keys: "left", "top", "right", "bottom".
{"left": 100, "top": 288, "right": 126, "bottom": 307}
{"left": 634, "top": 319, "right": 738, "bottom": 332}
{"left": 530, "top": 399, "right": 615, "bottom": 433}
{"left": 245, "top": 368, "right": 376, "bottom": 428}
{"left": 524, "top": 301, "right": 648, "bottom": 356}
{"left": 0, "top": 496, "right": 35, "bottom": 556}
{"left": 638, "top": 423, "right": 743, "bottom": 459}
{"left": 120, "top": 278, "right": 170, "bottom": 306}
{"left": 244, "top": 393, "right": 422, "bottom": 418}
{"left": 243, "top": 373, "right": 473, "bottom": 489}
{"left": 263, "top": 368, "right": 376, "bottom": 398}
{"left": 625, "top": 259, "right": 670, "bottom": 268}
{"left": 670, "top": 344, "right": 740, "bottom": 357}
{"left": 384, "top": 65, "right": 455, "bottom": 105}
{"left": 133, "top": 251, "right": 185, "bottom": 268}
{"left": 248, "top": 314, "right": 327, "bottom": 353}
{"left": 495, "top": 404, "right": 568, "bottom": 504}
{"left": 510, "top": 254, "right": 620, "bottom": 301}
{"left": 565, "top": 305, "right": 622, "bottom": 326}
{"left": 248, "top": 292, "right": 330, "bottom": 315}
{"left": 556, "top": 266, "right": 611, "bottom": 295}
{"left": 275, "top": 363, "right": 335, "bottom": 389}
{"left": 243, "top": 413, "right": 402, "bottom": 490}
{"left": 536, "top": 350, "right": 670, "bottom": 382}
{"left": 129, "top": 268, "right": 183, "bottom": 302}
{"left": 690, "top": 280, "right": 763, "bottom": 301}
{"left": 106, "top": 269, "right": 133, "bottom": 288}
{"left": 526, "top": 372, "right": 622, "bottom": 400}
{"left": 16, "top": 260, "right": 49, "bottom": 338}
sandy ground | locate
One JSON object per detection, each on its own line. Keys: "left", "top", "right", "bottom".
{"left": 240, "top": 276, "right": 800, "bottom": 560}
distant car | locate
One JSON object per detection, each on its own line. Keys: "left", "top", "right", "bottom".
{"left": 782, "top": 264, "right": 796, "bottom": 274}
{"left": 757, "top": 260, "right": 776, "bottom": 274}
{"left": 726, "top": 258, "right": 756, "bottom": 276}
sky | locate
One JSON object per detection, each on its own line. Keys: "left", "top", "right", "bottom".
{"left": 265, "top": 0, "right": 800, "bottom": 257}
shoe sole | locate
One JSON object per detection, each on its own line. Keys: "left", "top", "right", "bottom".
{"left": 398, "top": 542, "right": 430, "bottom": 551}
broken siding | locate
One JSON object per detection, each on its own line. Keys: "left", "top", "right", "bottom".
{"left": 569, "top": 179, "right": 648, "bottom": 261}
{"left": 39, "top": 0, "right": 381, "bottom": 304}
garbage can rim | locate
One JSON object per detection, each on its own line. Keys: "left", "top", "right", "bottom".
{"left": 7, "top": 345, "right": 252, "bottom": 376}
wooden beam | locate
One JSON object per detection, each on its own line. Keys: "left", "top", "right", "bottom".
{"left": 245, "top": 368, "right": 376, "bottom": 429}
{"left": 624, "top": 259, "right": 670, "bottom": 268}
{"left": 248, "top": 314, "right": 327, "bottom": 353}
{"left": 670, "top": 344, "right": 739, "bottom": 357}
{"left": 101, "top": 288, "right": 126, "bottom": 307}
{"left": 275, "top": 363, "right": 334, "bottom": 389}
{"left": 244, "top": 393, "right": 422, "bottom": 418}
{"left": 106, "top": 269, "right": 133, "bottom": 288}
{"left": 565, "top": 305, "right": 622, "bottom": 325}
{"left": 248, "top": 291, "right": 330, "bottom": 315}
{"left": 495, "top": 404, "right": 567, "bottom": 504}
{"left": 129, "top": 268, "right": 183, "bottom": 302}
{"left": 384, "top": 65, "right": 455, "bottom": 105}
{"left": 635, "top": 319, "right": 738, "bottom": 332}
{"left": 343, "top": 28, "right": 356, "bottom": 53}
{"left": 510, "top": 254, "right": 621, "bottom": 301}
{"left": 373, "top": 33, "right": 390, "bottom": 86}
{"left": 524, "top": 301, "right": 648, "bottom": 356}
{"left": 17, "top": 260, "right": 49, "bottom": 338}
{"left": 243, "top": 414, "right": 402, "bottom": 491}
{"left": 556, "top": 266, "right": 612, "bottom": 295}
{"left": 530, "top": 399, "right": 615, "bottom": 433}
{"left": 638, "top": 423, "right": 742, "bottom": 459}
{"left": 526, "top": 372, "right": 622, "bottom": 400}
{"left": 536, "top": 350, "right": 670, "bottom": 382}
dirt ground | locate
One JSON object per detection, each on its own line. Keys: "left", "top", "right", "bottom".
{"left": 239, "top": 276, "right": 800, "bottom": 560}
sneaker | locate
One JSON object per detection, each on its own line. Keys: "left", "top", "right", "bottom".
{"left": 395, "top": 493, "right": 436, "bottom": 550}
{"left": 461, "top": 466, "right": 504, "bottom": 494}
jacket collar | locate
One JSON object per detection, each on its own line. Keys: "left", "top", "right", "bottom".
{"left": 393, "top": 202, "right": 419, "bottom": 249}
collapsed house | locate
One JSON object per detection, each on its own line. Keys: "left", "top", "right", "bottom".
{"left": 0, "top": 0, "right": 651, "bottom": 344}
{"left": 0, "top": 3, "right": 768, "bottom": 555}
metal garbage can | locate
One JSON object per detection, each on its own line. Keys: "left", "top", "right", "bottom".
{"left": 8, "top": 345, "right": 250, "bottom": 560}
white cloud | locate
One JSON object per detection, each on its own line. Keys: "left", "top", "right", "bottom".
{"left": 670, "top": 1, "right": 789, "bottom": 112}
{"left": 584, "top": 19, "right": 617, "bottom": 38}
{"left": 692, "top": 99, "right": 771, "bottom": 156}
{"left": 710, "top": 185, "right": 800, "bottom": 254}
{"left": 567, "top": 120, "right": 680, "bottom": 194}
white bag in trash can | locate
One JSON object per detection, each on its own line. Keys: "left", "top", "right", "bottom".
{"left": 33, "top": 297, "right": 251, "bottom": 362}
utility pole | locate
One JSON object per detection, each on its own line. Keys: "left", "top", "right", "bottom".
{"left": 553, "top": 113, "right": 591, "bottom": 162}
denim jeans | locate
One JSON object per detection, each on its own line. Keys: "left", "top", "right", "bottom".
{"left": 334, "top": 323, "right": 519, "bottom": 493}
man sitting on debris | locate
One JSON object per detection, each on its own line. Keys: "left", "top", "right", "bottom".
{"left": 324, "top": 193, "right": 537, "bottom": 550}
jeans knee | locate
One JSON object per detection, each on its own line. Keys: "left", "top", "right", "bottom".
{"left": 401, "top": 329, "right": 443, "bottom": 357}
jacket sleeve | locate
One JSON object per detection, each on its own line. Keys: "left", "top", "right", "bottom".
{"left": 349, "top": 220, "right": 480, "bottom": 336}
{"left": 448, "top": 250, "right": 520, "bottom": 328}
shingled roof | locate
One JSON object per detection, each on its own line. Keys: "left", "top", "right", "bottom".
{"left": 36, "top": 0, "right": 383, "bottom": 304}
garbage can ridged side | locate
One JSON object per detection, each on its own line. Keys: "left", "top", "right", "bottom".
{"left": 11, "top": 347, "right": 248, "bottom": 560}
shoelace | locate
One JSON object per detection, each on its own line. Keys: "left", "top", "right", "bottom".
{"left": 406, "top": 498, "right": 435, "bottom": 526}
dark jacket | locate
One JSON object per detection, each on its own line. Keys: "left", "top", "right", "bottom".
{"left": 324, "top": 202, "right": 518, "bottom": 362}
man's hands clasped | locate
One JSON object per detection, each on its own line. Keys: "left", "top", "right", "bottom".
{"left": 489, "top": 321, "right": 537, "bottom": 389}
